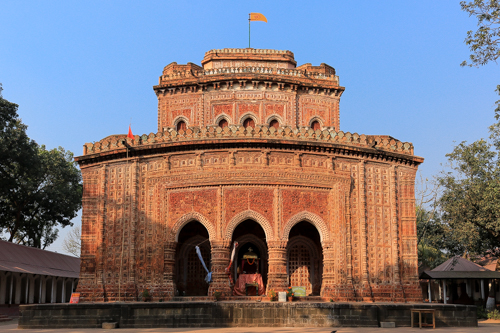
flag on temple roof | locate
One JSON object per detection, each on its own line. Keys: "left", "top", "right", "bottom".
{"left": 127, "top": 125, "right": 134, "bottom": 139}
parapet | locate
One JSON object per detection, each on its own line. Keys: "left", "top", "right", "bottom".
{"left": 202, "top": 48, "right": 297, "bottom": 69}
{"left": 80, "top": 124, "right": 416, "bottom": 159}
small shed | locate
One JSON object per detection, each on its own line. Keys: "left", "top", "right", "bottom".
{"left": 0, "top": 240, "right": 80, "bottom": 305}
{"left": 420, "top": 256, "right": 500, "bottom": 305}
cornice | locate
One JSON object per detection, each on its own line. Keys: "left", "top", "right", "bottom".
{"left": 75, "top": 125, "right": 423, "bottom": 168}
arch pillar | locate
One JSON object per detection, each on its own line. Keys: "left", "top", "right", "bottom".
{"left": 267, "top": 240, "right": 287, "bottom": 293}
{"left": 208, "top": 240, "right": 232, "bottom": 297}
{"left": 162, "top": 241, "right": 177, "bottom": 299}
{"left": 320, "top": 240, "right": 335, "bottom": 298}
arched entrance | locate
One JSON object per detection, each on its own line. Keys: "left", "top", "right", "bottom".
{"left": 232, "top": 219, "right": 268, "bottom": 296}
{"left": 175, "top": 221, "right": 210, "bottom": 296}
{"left": 287, "top": 221, "right": 323, "bottom": 296}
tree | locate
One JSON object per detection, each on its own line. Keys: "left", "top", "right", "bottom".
{"left": 415, "top": 175, "right": 450, "bottom": 269}
{"left": 0, "top": 96, "right": 82, "bottom": 249}
{"left": 62, "top": 226, "right": 81, "bottom": 257}
{"left": 438, "top": 122, "right": 500, "bottom": 258}
{"left": 461, "top": 0, "right": 500, "bottom": 114}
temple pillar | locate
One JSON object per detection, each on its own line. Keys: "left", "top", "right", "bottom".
{"left": 266, "top": 240, "right": 287, "bottom": 293}
{"left": 162, "top": 241, "right": 177, "bottom": 299}
{"left": 320, "top": 240, "right": 335, "bottom": 298}
{"left": 208, "top": 240, "right": 231, "bottom": 297}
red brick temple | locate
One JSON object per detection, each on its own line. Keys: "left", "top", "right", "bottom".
{"left": 74, "top": 48, "right": 423, "bottom": 302}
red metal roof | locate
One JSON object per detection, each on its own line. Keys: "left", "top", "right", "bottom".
{"left": 0, "top": 240, "right": 79, "bottom": 278}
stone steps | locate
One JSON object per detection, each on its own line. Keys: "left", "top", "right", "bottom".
{"left": 0, "top": 314, "right": 12, "bottom": 322}
{"left": 171, "top": 295, "right": 326, "bottom": 302}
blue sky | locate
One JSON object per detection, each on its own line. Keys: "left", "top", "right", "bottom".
{"left": 1, "top": 1, "right": 498, "bottom": 253}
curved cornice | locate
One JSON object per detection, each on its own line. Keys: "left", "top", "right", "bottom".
{"left": 75, "top": 125, "right": 423, "bottom": 167}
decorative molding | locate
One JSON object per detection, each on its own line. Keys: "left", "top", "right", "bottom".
{"left": 170, "top": 211, "right": 216, "bottom": 242}
{"left": 281, "top": 211, "right": 330, "bottom": 242}
{"left": 224, "top": 209, "right": 274, "bottom": 241}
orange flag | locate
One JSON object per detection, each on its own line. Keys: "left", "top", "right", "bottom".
{"left": 249, "top": 13, "right": 267, "bottom": 23}
{"left": 127, "top": 125, "right": 134, "bottom": 140}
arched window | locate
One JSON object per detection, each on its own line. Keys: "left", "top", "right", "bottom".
{"left": 176, "top": 121, "right": 187, "bottom": 132}
{"left": 311, "top": 121, "right": 321, "bottom": 131}
{"left": 218, "top": 119, "right": 228, "bottom": 128}
{"left": 269, "top": 119, "right": 279, "bottom": 129}
{"left": 243, "top": 118, "right": 255, "bottom": 128}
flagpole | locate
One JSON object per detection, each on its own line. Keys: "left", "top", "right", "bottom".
{"left": 248, "top": 14, "right": 251, "bottom": 48}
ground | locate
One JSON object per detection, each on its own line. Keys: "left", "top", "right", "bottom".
{"left": 2, "top": 319, "right": 500, "bottom": 332}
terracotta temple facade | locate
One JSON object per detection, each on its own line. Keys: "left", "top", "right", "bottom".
{"left": 75, "top": 48, "right": 423, "bottom": 302}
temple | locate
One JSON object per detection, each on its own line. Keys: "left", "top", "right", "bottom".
{"left": 75, "top": 48, "right": 423, "bottom": 302}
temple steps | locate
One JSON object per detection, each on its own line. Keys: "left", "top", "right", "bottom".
{"left": 0, "top": 314, "right": 12, "bottom": 322}
{"left": 171, "top": 295, "right": 326, "bottom": 302}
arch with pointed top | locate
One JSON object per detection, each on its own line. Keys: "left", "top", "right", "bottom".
{"left": 239, "top": 112, "right": 259, "bottom": 127}
{"left": 281, "top": 211, "right": 329, "bottom": 242}
{"left": 214, "top": 114, "right": 232, "bottom": 127}
{"left": 265, "top": 114, "right": 284, "bottom": 128}
{"left": 308, "top": 117, "right": 325, "bottom": 130}
{"left": 224, "top": 210, "right": 274, "bottom": 241}
{"left": 170, "top": 211, "right": 216, "bottom": 242}
{"left": 173, "top": 116, "right": 190, "bottom": 129}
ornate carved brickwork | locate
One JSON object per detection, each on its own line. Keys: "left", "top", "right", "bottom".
{"left": 76, "top": 48, "right": 423, "bottom": 302}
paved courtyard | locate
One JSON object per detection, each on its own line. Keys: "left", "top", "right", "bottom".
{"left": 1, "top": 319, "right": 500, "bottom": 332}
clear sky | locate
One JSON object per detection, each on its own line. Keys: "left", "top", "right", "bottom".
{"left": 1, "top": 1, "right": 498, "bottom": 253}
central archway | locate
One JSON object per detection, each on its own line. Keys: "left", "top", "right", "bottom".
{"left": 231, "top": 219, "right": 268, "bottom": 296}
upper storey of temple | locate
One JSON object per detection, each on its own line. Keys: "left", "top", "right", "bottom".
{"left": 153, "top": 48, "right": 344, "bottom": 133}
{"left": 78, "top": 48, "right": 420, "bottom": 164}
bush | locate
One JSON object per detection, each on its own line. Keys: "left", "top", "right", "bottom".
{"left": 477, "top": 306, "right": 488, "bottom": 319}
{"left": 488, "top": 309, "right": 500, "bottom": 320}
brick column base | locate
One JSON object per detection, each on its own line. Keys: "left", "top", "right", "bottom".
{"left": 321, "top": 241, "right": 335, "bottom": 299}
{"left": 267, "top": 241, "right": 287, "bottom": 293}
{"left": 162, "top": 242, "right": 177, "bottom": 300}
{"left": 208, "top": 240, "right": 232, "bottom": 297}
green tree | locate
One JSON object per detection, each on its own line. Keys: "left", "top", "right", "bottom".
{"left": 0, "top": 96, "right": 82, "bottom": 249}
{"left": 461, "top": 0, "right": 500, "bottom": 114}
{"left": 438, "top": 123, "right": 500, "bottom": 259}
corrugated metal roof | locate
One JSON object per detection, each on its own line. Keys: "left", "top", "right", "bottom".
{"left": 420, "top": 270, "right": 500, "bottom": 279}
{"left": 432, "top": 257, "right": 488, "bottom": 272}
{"left": 0, "top": 240, "right": 79, "bottom": 278}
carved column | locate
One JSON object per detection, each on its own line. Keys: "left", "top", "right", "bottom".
{"left": 266, "top": 240, "right": 288, "bottom": 293}
{"left": 208, "top": 240, "right": 232, "bottom": 297}
{"left": 162, "top": 241, "right": 177, "bottom": 300}
{"left": 357, "top": 160, "right": 373, "bottom": 301}
{"left": 390, "top": 165, "right": 405, "bottom": 302}
{"left": 343, "top": 189, "right": 356, "bottom": 301}
{"left": 320, "top": 240, "right": 335, "bottom": 298}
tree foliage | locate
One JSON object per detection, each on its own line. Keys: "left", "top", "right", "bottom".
{"left": 438, "top": 122, "right": 500, "bottom": 257}
{"left": 461, "top": 0, "right": 500, "bottom": 67}
{"left": 0, "top": 96, "right": 82, "bottom": 249}
{"left": 461, "top": 0, "right": 500, "bottom": 114}
{"left": 62, "top": 225, "right": 81, "bottom": 257}
{"left": 415, "top": 176, "right": 450, "bottom": 269}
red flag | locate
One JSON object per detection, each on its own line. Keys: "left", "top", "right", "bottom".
{"left": 127, "top": 125, "right": 134, "bottom": 140}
